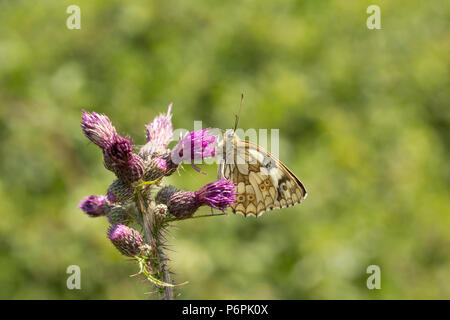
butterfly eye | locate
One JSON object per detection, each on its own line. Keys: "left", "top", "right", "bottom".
{"left": 247, "top": 194, "right": 255, "bottom": 201}
{"left": 264, "top": 179, "right": 271, "bottom": 186}
{"left": 237, "top": 195, "right": 245, "bottom": 202}
{"left": 281, "top": 184, "right": 288, "bottom": 191}
{"left": 259, "top": 184, "right": 266, "bottom": 191}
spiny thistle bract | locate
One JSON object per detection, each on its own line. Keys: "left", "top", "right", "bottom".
{"left": 79, "top": 104, "right": 237, "bottom": 299}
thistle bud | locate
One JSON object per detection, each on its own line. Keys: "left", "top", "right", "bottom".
{"left": 139, "top": 244, "right": 153, "bottom": 257}
{"left": 107, "top": 224, "right": 144, "bottom": 257}
{"left": 106, "top": 205, "right": 130, "bottom": 225}
{"left": 166, "top": 190, "right": 199, "bottom": 218}
{"left": 105, "top": 135, "right": 133, "bottom": 164}
{"left": 79, "top": 195, "right": 108, "bottom": 217}
{"left": 142, "top": 157, "right": 168, "bottom": 182}
{"left": 159, "top": 151, "right": 180, "bottom": 176}
{"left": 104, "top": 135, "right": 145, "bottom": 184}
{"left": 154, "top": 204, "right": 169, "bottom": 218}
{"left": 155, "top": 185, "right": 178, "bottom": 205}
{"left": 107, "top": 179, "right": 135, "bottom": 203}
{"left": 113, "top": 155, "right": 145, "bottom": 184}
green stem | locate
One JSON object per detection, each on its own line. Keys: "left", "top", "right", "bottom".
{"left": 166, "top": 212, "right": 227, "bottom": 223}
{"left": 137, "top": 188, "right": 175, "bottom": 300}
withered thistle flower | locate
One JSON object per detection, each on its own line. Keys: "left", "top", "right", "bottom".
{"left": 107, "top": 224, "right": 144, "bottom": 257}
{"left": 81, "top": 110, "right": 117, "bottom": 149}
{"left": 79, "top": 195, "right": 108, "bottom": 217}
{"left": 140, "top": 104, "right": 173, "bottom": 158}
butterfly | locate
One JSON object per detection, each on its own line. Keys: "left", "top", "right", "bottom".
{"left": 216, "top": 96, "right": 307, "bottom": 217}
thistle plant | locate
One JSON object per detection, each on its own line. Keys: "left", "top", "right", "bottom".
{"left": 78, "top": 104, "right": 237, "bottom": 299}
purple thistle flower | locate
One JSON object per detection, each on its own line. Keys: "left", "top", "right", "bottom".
{"left": 196, "top": 179, "right": 237, "bottom": 211}
{"left": 107, "top": 224, "right": 144, "bottom": 257}
{"left": 165, "top": 179, "right": 237, "bottom": 218}
{"left": 171, "top": 129, "right": 216, "bottom": 167}
{"left": 81, "top": 110, "right": 117, "bottom": 149}
{"left": 156, "top": 158, "right": 167, "bottom": 171}
{"left": 141, "top": 104, "right": 173, "bottom": 157}
{"left": 79, "top": 195, "right": 108, "bottom": 217}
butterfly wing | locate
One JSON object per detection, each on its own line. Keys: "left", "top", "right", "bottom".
{"left": 218, "top": 139, "right": 307, "bottom": 217}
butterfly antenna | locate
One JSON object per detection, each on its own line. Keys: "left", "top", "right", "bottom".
{"left": 233, "top": 93, "right": 244, "bottom": 132}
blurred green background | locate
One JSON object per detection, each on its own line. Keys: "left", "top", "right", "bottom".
{"left": 0, "top": 0, "right": 448, "bottom": 299}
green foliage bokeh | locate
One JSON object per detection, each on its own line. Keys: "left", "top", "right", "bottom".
{"left": 0, "top": 0, "right": 448, "bottom": 299}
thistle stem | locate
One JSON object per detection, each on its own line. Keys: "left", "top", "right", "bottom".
{"left": 166, "top": 212, "right": 227, "bottom": 223}
{"left": 137, "top": 189, "right": 174, "bottom": 300}
{"left": 155, "top": 230, "right": 173, "bottom": 300}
